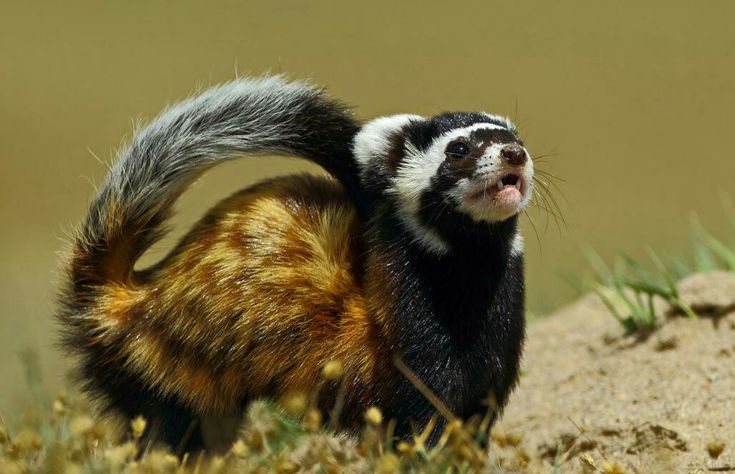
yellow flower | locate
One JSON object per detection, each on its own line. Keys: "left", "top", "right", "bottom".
{"left": 322, "top": 360, "right": 344, "bottom": 381}
{"left": 130, "top": 416, "right": 147, "bottom": 439}
{"left": 364, "top": 407, "right": 383, "bottom": 426}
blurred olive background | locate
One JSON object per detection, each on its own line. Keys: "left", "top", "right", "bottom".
{"left": 1, "top": 0, "right": 734, "bottom": 417}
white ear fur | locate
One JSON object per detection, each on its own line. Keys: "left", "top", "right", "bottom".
{"left": 482, "top": 112, "right": 516, "bottom": 132}
{"left": 353, "top": 114, "right": 424, "bottom": 169}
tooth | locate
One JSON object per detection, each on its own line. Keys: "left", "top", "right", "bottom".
{"left": 497, "top": 180, "right": 504, "bottom": 190}
{"left": 514, "top": 181, "right": 521, "bottom": 190}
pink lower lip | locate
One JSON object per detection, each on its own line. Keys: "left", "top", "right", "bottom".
{"left": 468, "top": 181, "right": 523, "bottom": 202}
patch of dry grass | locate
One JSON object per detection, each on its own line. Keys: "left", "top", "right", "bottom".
{"left": 0, "top": 390, "right": 545, "bottom": 473}
{"left": 0, "top": 355, "right": 544, "bottom": 473}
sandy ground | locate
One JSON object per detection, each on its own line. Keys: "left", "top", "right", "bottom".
{"left": 495, "top": 271, "right": 735, "bottom": 473}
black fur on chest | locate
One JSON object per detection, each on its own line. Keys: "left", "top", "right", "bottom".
{"left": 372, "top": 212, "right": 526, "bottom": 440}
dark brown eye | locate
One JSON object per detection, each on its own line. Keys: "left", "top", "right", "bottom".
{"left": 446, "top": 142, "right": 470, "bottom": 158}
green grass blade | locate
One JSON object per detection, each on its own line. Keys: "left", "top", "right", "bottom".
{"left": 720, "top": 191, "right": 735, "bottom": 235}
{"left": 693, "top": 243, "right": 719, "bottom": 272}
{"left": 671, "top": 297, "right": 698, "bottom": 320}
{"left": 584, "top": 248, "right": 613, "bottom": 285}
{"left": 646, "top": 248, "right": 675, "bottom": 285}
{"left": 622, "top": 280, "right": 670, "bottom": 298}
{"left": 665, "top": 255, "right": 690, "bottom": 281}
{"left": 691, "top": 215, "right": 735, "bottom": 270}
{"left": 592, "top": 284, "right": 626, "bottom": 325}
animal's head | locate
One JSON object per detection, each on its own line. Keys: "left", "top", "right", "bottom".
{"left": 354, "top": 112, "right": 533, "bottom": 254}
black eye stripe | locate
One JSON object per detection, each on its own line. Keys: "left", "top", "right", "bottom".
{"left": 446, "top": 141, "right": 470, "bottom": 158}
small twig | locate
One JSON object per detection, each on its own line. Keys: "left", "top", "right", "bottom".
{"left": 328, "top": 378, "right": 347, "bottom": 432}
{"left": 176, "top": 418, "right": 199, "bottom": 458}
{"left": 568, "top": 416, "right": 609, "bottom": 463}
{"left": 393, "top": 356, "right": 456, "bottom": 422}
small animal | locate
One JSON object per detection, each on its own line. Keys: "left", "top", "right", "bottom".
{"left": 58, "top": 76, "right": 533, "bottom": 453}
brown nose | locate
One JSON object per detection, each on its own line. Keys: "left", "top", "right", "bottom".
{"left": 501, "top": 145, "right": 527, "bottom": 166}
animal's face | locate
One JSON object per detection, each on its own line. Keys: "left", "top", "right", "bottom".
{"left": 354, "top": 112, "right": 533, "bottom": 253}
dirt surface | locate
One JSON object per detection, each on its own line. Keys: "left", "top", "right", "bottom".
{"left": 495, "top": 272, "right": 735, "bottom": 473}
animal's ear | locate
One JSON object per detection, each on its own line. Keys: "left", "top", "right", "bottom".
{"left": 353, "top": 115, "right": 425, "bottom": 172}
{"left": 482, "top": 112, "right": 517, "bottom": 134}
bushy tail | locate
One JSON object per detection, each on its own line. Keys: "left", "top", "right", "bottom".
{"left": 64, "top": 76, "right": 360, "bottom": 295}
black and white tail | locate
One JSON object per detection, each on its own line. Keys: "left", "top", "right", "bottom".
{"left": 64, "top": 76, "right": 360, "bottom": 294}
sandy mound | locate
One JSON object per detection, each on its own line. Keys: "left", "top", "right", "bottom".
{"left": 495, "top": 271, "right": 735, "bottom": 473}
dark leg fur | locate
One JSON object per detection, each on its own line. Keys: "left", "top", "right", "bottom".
{"left": 78, "top": 355, "right": 205, "bottom": 457}
{"left": 138, "top": 398, "right": 205, "bottom": 458}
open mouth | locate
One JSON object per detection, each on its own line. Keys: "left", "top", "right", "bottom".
{"left": 499, "top": 173, "right": 521, "bottom": 191}
{"left": 468, "top": 173, "right": 523, "bottom": 201}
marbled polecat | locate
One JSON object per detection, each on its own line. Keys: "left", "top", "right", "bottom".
{"left": 58, "top": 76, "right": 533, "bottom": 453}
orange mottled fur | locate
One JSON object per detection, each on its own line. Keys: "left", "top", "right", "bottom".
{"left": 84, "top": 174, "right": 397, "bottom": 423}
